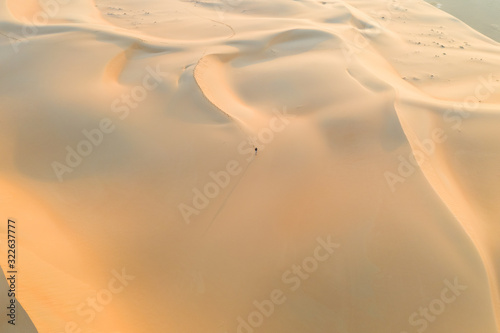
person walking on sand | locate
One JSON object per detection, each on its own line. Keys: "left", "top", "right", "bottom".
{"left": 255, "top": 147, "right": 258, "bottom": 156}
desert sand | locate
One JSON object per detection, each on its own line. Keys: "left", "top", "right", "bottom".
{"left": 1, "top": 0, "right": 500, "bottom": 332}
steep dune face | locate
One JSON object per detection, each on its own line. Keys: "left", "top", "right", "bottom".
{"left": 1, "top": 0, "right": 500, "bottom": 332}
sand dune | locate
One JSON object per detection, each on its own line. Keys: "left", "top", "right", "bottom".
{"left": 1, "top": 0, "right": 500, "bottom": 332}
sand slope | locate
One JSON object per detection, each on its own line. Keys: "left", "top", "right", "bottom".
{"left": 0, "top": 0, "right": 500, "bottom": 332}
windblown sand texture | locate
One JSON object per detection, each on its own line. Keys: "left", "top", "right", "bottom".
{"left": 1, "top": 0, "right": 500, "bottom": 332}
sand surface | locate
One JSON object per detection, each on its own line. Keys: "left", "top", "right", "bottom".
{"left": 1, "top": 0, "right": 500, "bottom": 332}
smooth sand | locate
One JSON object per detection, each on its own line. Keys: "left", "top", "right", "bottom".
{"left": 1, "top": 0, "right": 500, "bottom": 332}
